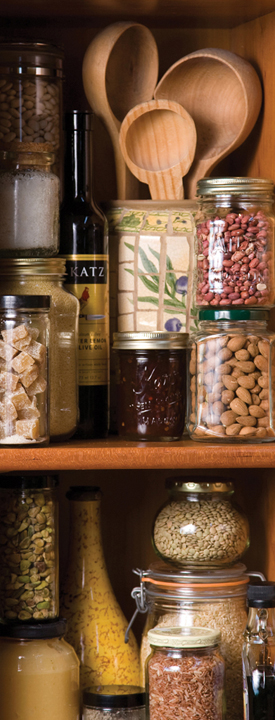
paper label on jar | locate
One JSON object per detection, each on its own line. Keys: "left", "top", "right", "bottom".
{"left": 62, "top": 254, "right": 109, "bottom": 386}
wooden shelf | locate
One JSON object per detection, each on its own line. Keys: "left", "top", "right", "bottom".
{"left": 0, "top": 437, "right": 275, "bottom": 471}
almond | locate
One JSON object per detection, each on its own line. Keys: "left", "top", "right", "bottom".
{"left": 247, "top": 342, "right": 258, "bottom": 358}
{"left": 236, "top": 386, "right": 252, "bottom": 405}
{"left": 258, "top": 416, "right": 269, "bottom": 427}
{"left": 254, "top": 354, "right": 268, "bottom": 372}
{"left": 230, "top": 397, "right": 249, "bottom": 416}
{"left": 249, "top": 404, "right": 266, "bottom": 418}
{"left": 258, "top": 375, "right": 269, "bottom": 389}
{"left": 258, "top": 340, "right": 269, "bottom": 359}
{"left": 236, "top": 415, "right": 257, "bottom": 426}
{"left": 260, "top": 400, "right": 269, "bottom": 412}
{"left": 225, "top": 423, "right": 241, "bottom": 436}
{"left": 235, "top": 360, "right": 256, "bottom": 373}
{"left": 251, "top": 394, "right": 261, "bottom": 406}
{"left": 220, "top": 410, "right": 238, "bottom": 426}
{"left": 259, "top": 388, "right": 269, "bottom": 400}
{"left": 235, "top": 349, "right": 250, "bottom": 361}
{"left": 222, "top": 375, "right": 239, "bottom": 391}
{"left": 215, "top": 362, "right": 232, "bottom": 376}
{"left": 221, "top": 389, "right": 235, "bottom": 405}
{"left": 255, "top": 427, "right": 267, "bottom": 438}
{"left": 218, "top": 347, "right": 233, "bottom": 362}
{"left": 239, "top": 426, "right": 257, "bottom": 436}
{"left": 237, "top": 375, "right": 256, "bottom": 390}
{"left": 232, "top": 367, "right": 245, "bottom": 379}
{"left": 207, "top": 425, "right": 226, "bottom": 435}
{"left": 227, "top": 336, "right": 247, "bottom": 352}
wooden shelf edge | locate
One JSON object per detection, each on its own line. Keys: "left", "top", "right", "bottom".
{"left": 0, "top": 438, "right": 274, "bottom": 471}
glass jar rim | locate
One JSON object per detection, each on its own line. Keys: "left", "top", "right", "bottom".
{"left": 139, "top": 561, "right": 250, "bottom": 600}
{"left": 147, "top": 625, "right": 221, "bottom": 649}
{"left": 196, "top": 176, "right": 274, "bottom": 196}
{"left": 0, "top": 258, "right": 66, "bottom": 276}
{"left": 165, "top": 477, "right": 234, "bottom": 494}
{"left": 198, "top": 308, "right": 269, "bottom": 322}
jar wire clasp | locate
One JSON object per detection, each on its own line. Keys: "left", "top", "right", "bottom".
{"left": 125, "top": 568, "right": 148, "bottom": 643}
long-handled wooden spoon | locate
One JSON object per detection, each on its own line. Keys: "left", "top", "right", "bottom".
{"left": 82, "top": 22, "right": 159, "bottom": 200}
{"left": 119, "top": 99, "right": 197, "bottom": 200}
{"left": 154, "top": 48, "right": 262, "bottom": 198}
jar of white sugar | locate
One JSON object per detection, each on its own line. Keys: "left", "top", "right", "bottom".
{"left": 0, "top": 150, "right": 59, "bottom": 256}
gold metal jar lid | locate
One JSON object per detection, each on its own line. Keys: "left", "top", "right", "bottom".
{"left": 0, "top": 258, "right": 66, "bottom": 275}
{"left": 113, "top": 331, "right": 188, "bottom": 350}
{"left": 165, "top": 477, "right": 234, "bottom": 494}
{"left": 148, "top": 626, "right": 221, "bottom": 649}
{"left": 197, "top": 177, "right": 274, "bottom": 196}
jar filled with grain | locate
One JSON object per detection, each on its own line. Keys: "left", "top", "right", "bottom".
{"left": 187, "top": 308, "right": 275, "bottom": 442}
{"left": 128, "top": 562, "right": 265, "bottom": 720}
{"left": 82, "top": 685, "right": 146, "bottom": 720}
{"left": 195, "top": 177, "right": 275, "bottom": 307}
{"left": 152, "top": 478, "right": 249, "bottom": 568}
{"left": 0, "top": 258, "right": 79, "bottom": 441}
{"left": 146, "top": 627, "right": 225, "bottom": 720}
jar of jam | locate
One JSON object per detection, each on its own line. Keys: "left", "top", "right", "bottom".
{"left": 195, "top": 177, "right": 275, "bottom": 307}
{"left": 113, "top": 332, "right": 187, "bottom": 440}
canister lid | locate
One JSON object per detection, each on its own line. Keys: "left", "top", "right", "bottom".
{"left": 198, "top": 309, "right": 269, "bottom": 322}
{"left": 113, "top": 331, "right": 188, "bottom": 350}
{"left": 0, "top": 295, "right": 51, "bottom": 310}
{"left": 0, "top": 619, "right": 66, "bottom": 638}
{"left": 197, "top": 177, "right": 274, "bottom": 196}
{"left": 0, "top": 473, "right": 58, "bottom": 489}
{"left": 83, "top": 686, "right": 146, "bottom": 709}
{"left": 247, "top": 581, "right": 275, "bottom": 607}
{"left": 148, "top": 626, "right": 221, "bottom": 649}
{"left": 165, "top": 477, "right": 234, "bottom": 494}
{"left": 0, "top": 41, "right": 64, "bottom": 75}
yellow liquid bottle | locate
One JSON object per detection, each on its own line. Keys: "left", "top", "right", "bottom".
{"left": 60, "top": 486, "right": 140, "bottom": 689}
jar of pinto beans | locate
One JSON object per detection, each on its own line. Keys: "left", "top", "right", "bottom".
{"left": 195, "top": 177, "right": 275, "bottom": 308}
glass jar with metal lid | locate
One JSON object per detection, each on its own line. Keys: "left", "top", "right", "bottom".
{"left": 0, "top": 294, "right": 50, "bottom": 445}
{"left": 0, "top": 473, "right": 59, "bottom": 621}
{"left": 187, "top": 308, "right": 275, "bottom": 442}
{"left": 195, "top": 177, "right": 275, "bottom": 307}
{"left": 146, "top": 626, "right": 225, "bottom": 720}
{"left": 0, "top": 150, "right": 59, "bottom": 256}
{"left": 127, "top": 562, "right": 265, "bottom": 720}
{"left": 0, "top": 42, "right": 63, "bottom": 165}
{"left": 152, "top": 477, "right": 249, "bottom": 568}
{"left": 83, "top": 686, "right": 146, "bottom": 720}
{"left": 113, "top": 331, "right": 187, "bottom": 440}
{"left": 0, "top": 258, "right": 79, "bottom": 441}
{"left": 0, "top": 618, "right": 80, "bottom": 720}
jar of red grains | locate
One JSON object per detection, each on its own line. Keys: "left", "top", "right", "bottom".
{"left": 195, "top": 177, "right": 275, "bottom": 308}
{"left": 146, "top": 626, "right": 225, "bottom": 720}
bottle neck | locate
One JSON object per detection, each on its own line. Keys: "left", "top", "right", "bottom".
{"left": 67, "top": 498, "right": 106, "bottom": 567}
{"left": 63, "top": 125, "right": 92, "bottom": 202}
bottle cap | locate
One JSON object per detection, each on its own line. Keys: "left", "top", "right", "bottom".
{"left": 247, "top": 581, "right": 275, "bottom": 607}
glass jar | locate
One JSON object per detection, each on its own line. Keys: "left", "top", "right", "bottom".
{"left": 60, "top": 486, "right": 140, "bottom": 690}
{"left": 195, "top": 177, "right": 275, "bottom": 307}
{"left": 0, "top": 258, "right": 79, "bottom": 441}
{"left": 113, "top": 331, "right": 187, "bottom": 440}
{"left": 83, "top": 686, "right": 146, "bottom": 720}
{"left": 0, "top": 618, "right": 80, "bottom": 720}
{"left": 0, "top": 474, "right": 59, "bottom": 622}
{"left": 152, "top": 477, "right": 249, "bottom": 568}
{"left": 146, "top": 626, "right": 225, "bottom": 720}
{"left": 0, "top": 150, "right": 59, "bottom": 256}
{"left": 0, "top": 294, "right": 50, "bottom": 445}
{"left": 187, "top": 308, "right": 275, "bottom": 442}
{"left": 0, "top": 42, "right": 63, "bottom": 165}
{"left": 129, "top": 561, "right": 265, "bottom": 720}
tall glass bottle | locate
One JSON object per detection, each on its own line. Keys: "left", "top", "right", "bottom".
{"left": 242, "top": 582, "right": 275, "bottom": 720}
{"left": 59, "top": 110, "right": 109, "bottom": 438}
{"left": 60, "top": 486, "right": 141, "bottom": 691}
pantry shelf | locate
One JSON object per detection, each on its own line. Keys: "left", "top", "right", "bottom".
{"left": 0, "top": 438, "right": 274, "bottom": 471}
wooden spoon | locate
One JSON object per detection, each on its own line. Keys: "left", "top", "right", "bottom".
{"left": 82, "top": 22, "right": 159, "bottom": 200}
{"left": 119, "top": 99, "right": 197, "bottom": 200}
{"left": 154, "top": 48, "right": 262, "bottom": 198}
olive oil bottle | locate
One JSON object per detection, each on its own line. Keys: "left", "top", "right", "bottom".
{"left": 60, "top": 111, "right": 109, "bottom": 438}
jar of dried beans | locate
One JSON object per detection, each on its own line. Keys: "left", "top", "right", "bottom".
{"left": 187, "top": 308, "right": 275, "bottom": 441}
{"left": 113, "top": 331, "right": 187, "bottom": 440}
{"left": 195, "top": 177, "right": 275, "bottom": 307}
{"left": 146, "top": 626, "right": 225, "bottom": 720}
{"left": 152, "top": 477, "right": 249, "bottom": 567}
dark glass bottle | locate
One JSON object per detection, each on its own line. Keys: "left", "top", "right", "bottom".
{"left": 59, "top": 111, "right": 109, "bottom": 438}
{"left": 242, "top": 582, "right": 275, "bottom": 720}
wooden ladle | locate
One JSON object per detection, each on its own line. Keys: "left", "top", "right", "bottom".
{"left": 82, "top": 22, "right": 159, "bottom": 200}
{"left": 154, "top": 48, "right": 262, "bottom": 198}
{"left": 119, "top": 99, "right": 197, "bottom": 200}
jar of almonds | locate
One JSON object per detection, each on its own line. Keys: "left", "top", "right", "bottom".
{"left": 0, "top": 474, "right": 59, "bottom": 623}
{"left": 187, "top": 308, "right": 275, "bottom": 441}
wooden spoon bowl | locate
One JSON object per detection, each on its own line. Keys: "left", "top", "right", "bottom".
{"left": 154, "top": 48, "right": 262, "bottom": 198}
{"left": 82, "top": 22, "right": 159, "bottom": 199}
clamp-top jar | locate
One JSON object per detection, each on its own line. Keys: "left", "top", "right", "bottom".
{"left": 152, "top": 477, "right": 249, "bottom": 567}
{"left": 195, "top": 177, "right": 275, "bottom": 308}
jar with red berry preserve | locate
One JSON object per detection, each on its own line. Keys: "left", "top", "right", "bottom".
{"left": 195, "top": 177, "right": 275, "bottom": 308}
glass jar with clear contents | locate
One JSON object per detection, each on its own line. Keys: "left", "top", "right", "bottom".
{"left": 0, "top": 150, "right": 59, "bottom": 256}
{"left": 187, "top": 308, "right": 275, "bottom": 442}
{"left": 0, "top": 259, "right": 79, "bottom": 441}
{"left": 146, "top": 626, "right": 225, "bottom": 720}
{"left": 0, "top": 474, "right": 59, "bottom": 622}
{"left": 0, "top": 618, "right": 80, "bottom": 720}
{"left": 0, "top": 294, "right": 50, "bottom": 445}
{"left": 152, "top": 477, "right": 249, "bottom": 568}
{"left": 113, "top": 331, "right": 187, "bottom": 440}
{"left": 195, "top": 177, "right": 275, "bottom": 308}
{"left": 83, "top": 686, "right": 146, "bottom": 720}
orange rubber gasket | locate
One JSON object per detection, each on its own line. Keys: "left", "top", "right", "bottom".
{"left": 142, "top": 577, "right": 249, "bottom": 589}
